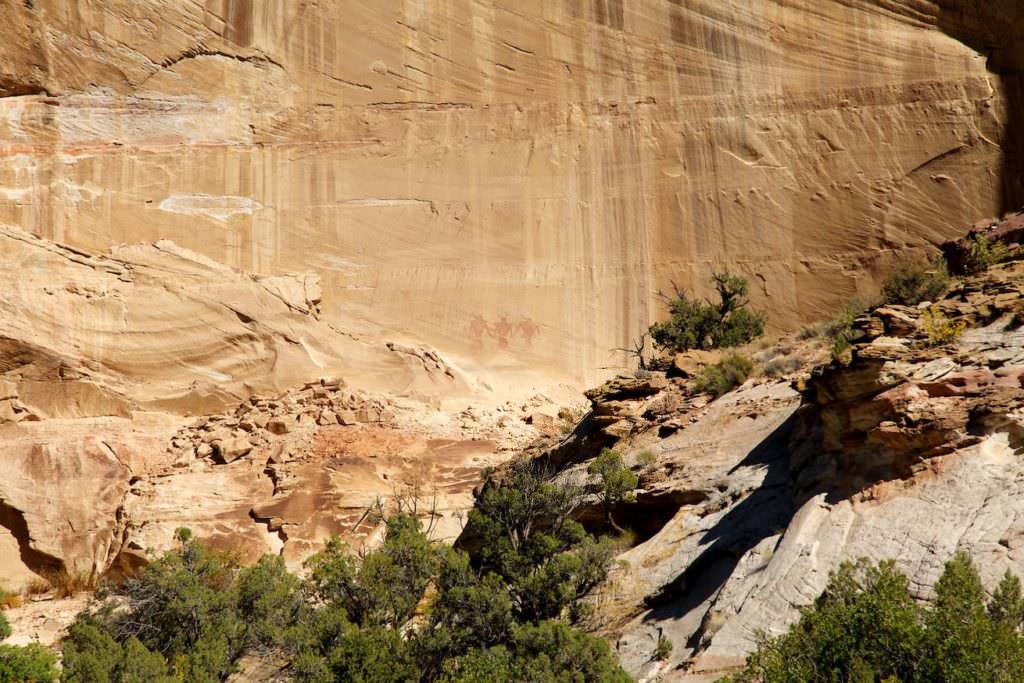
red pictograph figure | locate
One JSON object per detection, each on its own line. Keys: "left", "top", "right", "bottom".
{"left": 517, "top": 317, "right": 540, "bottom": 347}
{"left": 469, "top": 314, "right": 541, "bottom": 351}
{"left": 468, "top": 314, "right": 491, "bottom": 351}
{"left": 492, "top": 315, "right": 514, "bottom": 350}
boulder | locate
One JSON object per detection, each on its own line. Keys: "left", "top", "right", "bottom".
{"left": 525, "top": 412, "right": 557, "bottom": 430}
{"left": 214, "top": 437, "right": 253, "bottom": 464}
{"left": 267, "top": 417, "right": 294, "bottom": 435}
{"left": 585, "top": 374, "right": 668, "bottom": 404}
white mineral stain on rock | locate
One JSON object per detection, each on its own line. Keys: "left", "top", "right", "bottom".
{"left": 158, "top": 194, "right": 261, "bottom": 222}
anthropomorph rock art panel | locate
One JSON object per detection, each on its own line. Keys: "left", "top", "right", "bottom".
{"left": 469, "top": 314, "right": 541, "bottom": 351}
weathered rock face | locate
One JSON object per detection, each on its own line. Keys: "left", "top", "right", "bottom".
{"left": 1, "top": 1, "right": 1024, "bottom": 669}
{"left": 0, "top": 223, "right": 545, "bottom": 591}
{"left": 0, "top": 1, "right": 1020, "bottom": 386}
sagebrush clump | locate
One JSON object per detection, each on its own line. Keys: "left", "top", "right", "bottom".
{"left": 881, "top": 256, "right": 949, "bottom": 305}
{"left": 649, "top": 273, "right": 765, "bottom": 353}
{"left": 637, "top": 450, "right": 657, "bottom": 468}
{"left": 654, "top": 634, "right": 673, "bottom": 661}
{"left": 694, "top": 353, "right": 753, "bottom": 398}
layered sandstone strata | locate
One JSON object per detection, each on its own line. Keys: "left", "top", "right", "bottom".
{"left": 0, "top": 0, "right": 1020, "bottom": 387}
{"left": 0, "top": 223, "right": 528, "bottom": 591}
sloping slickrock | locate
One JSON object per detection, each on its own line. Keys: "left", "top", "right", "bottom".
{"left": 578, "top": 382, "right": 802, "bottom": 681}
{"left": 0, "top": 224, "right": 468, "bottom": 410}
{"left": 573, "top": 261, "right": 1024, "bottom": 680}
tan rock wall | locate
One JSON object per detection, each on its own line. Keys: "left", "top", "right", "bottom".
{"left": 0, "top": 0, "right": 1013, "bottom": 386}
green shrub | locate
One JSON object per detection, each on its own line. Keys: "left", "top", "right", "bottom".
{"left": 118, "top": 536, "right": 243, "bottom": 678}
{"left": 62, "top": 620, "right": 175, "bottom": 683}
{"left": 989, "top": 570, "right": 1024, "bottom": 629}
{"left": 588, "top": 449, "right": 638, "bottom": 534}
{"left": 694, "top": 353, "right": 753, "bottom": 398}
{"left": 61, "top": 619, "right": 126, "bottom": 682}
{"left": 649, "top": 295, "right": 722, "bottom": 352}
{"left": 507, "top": 620, "right": 631, "bottom": 682}
{"left": 965, "top": 234, "right": 1012, "bottom": 274}
{"left": 881, "top": 256, "right": 949, "bottom": 305}
{"left": 318, "top": 624, "right": 419, "bottom": 683}
{"left": 235, "top": 555, "right": 305, "bottom": 647}
{"left": 118, "top": 638, "right": 173, "bottom": 682}
{"left": 428, "top": 553, "right": 515, "bottom": 653}
{"left": 654, "top": 633, "right": 673, "bottom": 661}
{"left": 59, "top": 464, "right": 631, "bottom": 682}
{"left": 1, "top": 598, "right": 77, "bottom": 682}
{"left": 63, "top": 537, "right": 246, "bottom": 682}
{"left": 827, "top": 300, "right": 869, "bottom": 359}
{"left": 0, "top": 643, "right": 58, "bottom": 683}
{"left": 728, "top": 552, "right": 1024, "bottom": 683}
{"left": 464, "top": 460, "right": 616, "bottom": 624}
{"left": 307, "top": 514, "right": 440, "bottom": 630}
{"left": 438, "top": 623, "right": 629, "bottom": 683}
{"left": 649, "top": 273, "right": 765, "bottom": 353}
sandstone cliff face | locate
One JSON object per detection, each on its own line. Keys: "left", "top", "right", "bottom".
{"left": 0, "top": 0, "right": 1019, "bottom": 387}
{"left": 2, "top": 2, "right": 1024, "bottom": 671}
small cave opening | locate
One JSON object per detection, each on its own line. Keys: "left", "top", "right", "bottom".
{"left": 577, "top": 489, "right": 709, "bottom": 545}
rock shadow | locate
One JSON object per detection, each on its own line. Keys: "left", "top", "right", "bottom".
{"left": 641, "top": 412, "right": 798, "bottom": 640}
{"left": 935, "top": 0, "right": 1024, "bottom": 214}
{"left": 0, "top": 500, "right": 63, "bottom": 577}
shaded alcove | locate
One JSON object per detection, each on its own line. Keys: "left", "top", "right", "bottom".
{"left": 935, "top": 0, "right": 1024, "bottom": 214}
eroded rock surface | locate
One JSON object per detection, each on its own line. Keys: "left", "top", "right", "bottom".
{"left": 0, "top": 226, "right": 544, "bottom": 592}
{"left": 0, "top": 1, "right": 1021, "bottom": 386}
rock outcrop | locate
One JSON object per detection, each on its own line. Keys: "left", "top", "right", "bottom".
{"left": 539, "top": 257, "right": 1024, "bottom": 681}
{"left": 0, "top": 1, "right": 1021, "bottom": 386}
